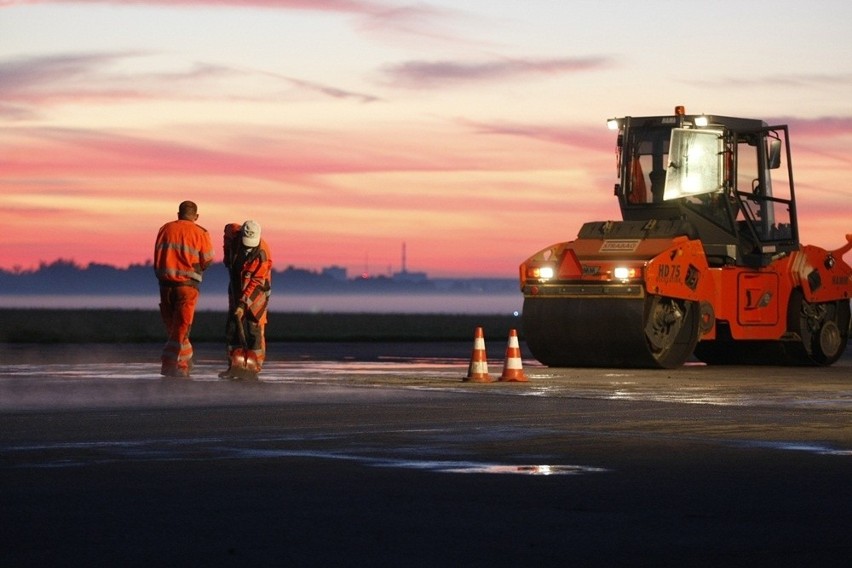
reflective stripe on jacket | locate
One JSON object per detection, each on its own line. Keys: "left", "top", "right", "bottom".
{"left": 154, "top": 219, "right": 215, "bottom": 285}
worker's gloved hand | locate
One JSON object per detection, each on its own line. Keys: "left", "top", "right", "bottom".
{"left": 234, "top": 306, "right": 244, "bottom": 320}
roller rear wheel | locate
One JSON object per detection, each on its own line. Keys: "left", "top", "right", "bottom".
{"left": 784, "top": 292, "right": 850, "bottom": 366}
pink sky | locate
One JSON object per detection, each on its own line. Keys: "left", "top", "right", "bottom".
{"left": 1, "top": 0, "right": 851, "bottom": 278}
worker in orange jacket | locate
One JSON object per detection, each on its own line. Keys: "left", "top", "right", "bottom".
{"left": 153, "top": 201, "right": 214, "bottom": 378}
{"left": 219, "top": 220, "right": 272, "bottom": 379}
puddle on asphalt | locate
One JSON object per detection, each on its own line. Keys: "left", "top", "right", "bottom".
{"left": 6, "top": 440, "right": 610, "bottom": 475}
{"left": 736, "top": 440, "right": 852, "bottom": 456}
{"left": 10, "top": 435, "right": 850, "bottom": 472}
{"left": 409, "top": 462, "right": 609, "bottom": 475}
{"left": 224, "top": 449, "right": 610, "bottom": 475}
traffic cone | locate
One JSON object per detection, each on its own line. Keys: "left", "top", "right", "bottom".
{"left": 499, "top": 329, "right": 527, "bottom": 382}
{"left": 465, "top": 326, "right": 493, "bottom": 382}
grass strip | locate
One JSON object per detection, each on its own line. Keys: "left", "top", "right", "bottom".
{"left": 0, "top": 309, "right": 523, "bottom": 343}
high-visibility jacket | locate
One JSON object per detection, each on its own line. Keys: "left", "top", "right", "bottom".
{"left": 235, "top": 238, "right": 272, "bottom": 323}
{"left": 154, "top": 219, "right": 215, "bottom": 286}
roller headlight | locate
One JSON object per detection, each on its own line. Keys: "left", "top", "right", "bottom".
{"left": 613, "top": 266, "right": 641, "bottom": 280}
{"left": 527, "top": 265, "right": 556, "bottom": 280}
{"left": 613, "top": 267, "right": 630, "bottom": 280}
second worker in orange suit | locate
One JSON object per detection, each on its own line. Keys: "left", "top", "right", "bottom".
{"left": 220, "top": 220, "right": 272, "bottom": 379}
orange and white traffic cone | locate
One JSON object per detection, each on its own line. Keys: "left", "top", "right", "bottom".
{"left": 465, "top": 326, "right": 493, "bottom": 382}
{"left": 499, "top": 329, "right": 527, "bottom": 382}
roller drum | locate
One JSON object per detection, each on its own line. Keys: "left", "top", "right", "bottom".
{"left": 522, "top": 294, "right": 699, "bottom": 369}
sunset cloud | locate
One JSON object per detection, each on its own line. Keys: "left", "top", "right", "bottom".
{"left": 0, "top": 0, "right": 380, "bottom": 11}
{"left": 782, "top": 116, "right": 852, "bottom": 138}
{"left": 381, "top": 55, "right": 613, "bottom": 89}
{"left": 0, "top": 51, "right": 380, "bottom": 116}
{"left": 457, "top": 118, "right": 611, "bottom": 151}
{"left": 0, "top": 0, "right": 462, "bottom": 47}
{"left": 0, "top": 51, "right": 124, "bottom": 88}
{"left": 0, "top": 52, "right": 217, "bottom": 109}
{"left": 0, "top": 52, "right": 144, "bottom": 107}
{"left": 692, "top": 73, "right": 852, "bottom": 90}
{"left": 255, "top": 72, "right": 381, "bottom": 104}
{"left": 0, "top": 0, "right": 453, "bottom": 35}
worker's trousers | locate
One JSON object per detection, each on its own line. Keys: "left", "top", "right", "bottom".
{"left": 158, "top": 284, "right": 199, "bottom": 376}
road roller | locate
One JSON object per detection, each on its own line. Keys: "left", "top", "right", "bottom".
{"left": 520, "top": 106, "right": 852, "bottom": 368}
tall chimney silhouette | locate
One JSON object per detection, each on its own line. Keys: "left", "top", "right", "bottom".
{"left": 401, "top": 242, "right": 407, "bottom": 273}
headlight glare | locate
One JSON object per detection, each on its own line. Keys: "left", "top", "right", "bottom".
{"left": 613, "top": 266, "right": 643, "bottom": 280}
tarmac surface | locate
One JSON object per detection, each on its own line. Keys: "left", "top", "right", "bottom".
{"left": 1, "top": 342, "right": 852, "bottom": 566}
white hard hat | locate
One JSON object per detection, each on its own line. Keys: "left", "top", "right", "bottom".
{"left": 241, "top": 220, "right": 261, "bottom": 247}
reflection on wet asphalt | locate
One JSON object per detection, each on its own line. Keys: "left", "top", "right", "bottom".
{"left": 4, "top": 434, "right": 613, "bottom": 475}
{"left": 1, "top": 343, "right": 851, "bottom": 412}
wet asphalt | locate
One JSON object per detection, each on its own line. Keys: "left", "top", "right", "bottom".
{"left": 1, "top": 343, "right": 851, "bottom": 566}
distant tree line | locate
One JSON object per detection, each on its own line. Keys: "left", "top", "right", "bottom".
{"left": 0, "top": 259, "right": 517, "bottom": 295}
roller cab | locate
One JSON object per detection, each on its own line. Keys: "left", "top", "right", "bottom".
{"left": 521, "top": 107, "right": 852, "bottom": 368}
